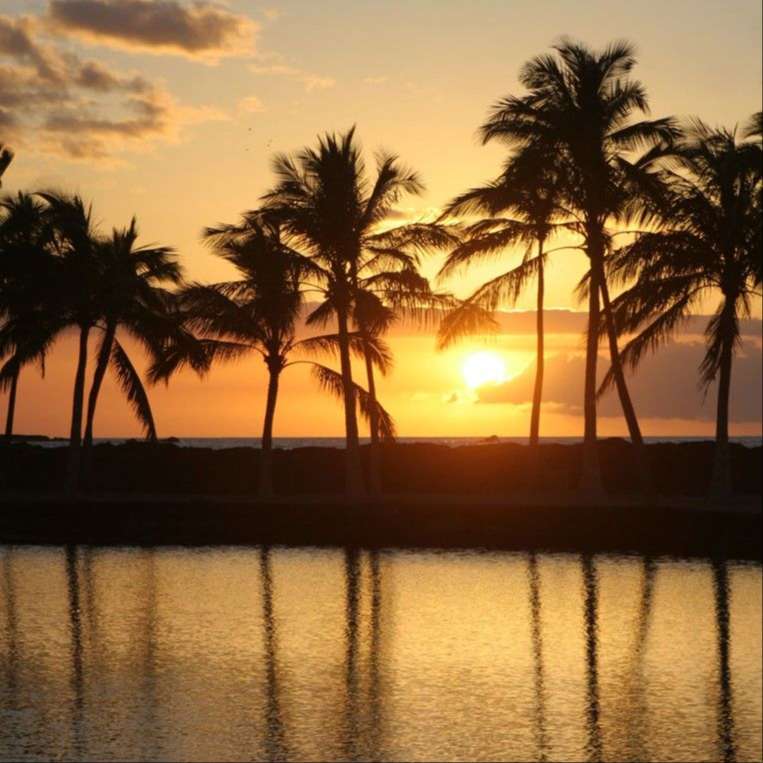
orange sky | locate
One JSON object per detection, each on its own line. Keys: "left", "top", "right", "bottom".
{"left": 1, "top": 0, "right": 761, "bottom": 438}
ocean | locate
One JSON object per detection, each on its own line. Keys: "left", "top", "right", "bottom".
{"left": 31, "top": 435, "right": 763, "bottom": 449}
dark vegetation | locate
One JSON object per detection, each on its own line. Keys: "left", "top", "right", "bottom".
{"left": 1, "top": 440, "right": 759, "bottom": 496}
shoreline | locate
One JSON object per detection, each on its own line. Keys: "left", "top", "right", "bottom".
{"left": 1, "top": 492, "right": 760, "bottom": 561}
{"left": 1, "top": 440, "right": 759, "bottom": 559}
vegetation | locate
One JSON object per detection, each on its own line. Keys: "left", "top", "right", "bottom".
{"left": 605, "top": 119, "right": 762, "bottom": 496}
{"left": 0, "top": 41, "right": 760, "bottom": 499}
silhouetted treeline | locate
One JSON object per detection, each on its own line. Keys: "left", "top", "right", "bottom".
{"left": 1, "top": 440, "right": 759, "bottom": 497}
{"left": 1, "top": 39, "right": 761, "bottom": 500}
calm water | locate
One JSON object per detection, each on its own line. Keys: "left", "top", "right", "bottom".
{"left": 32, "top": 435, "right": 763, "bottom": 449}
{"left": 0, "top": 546, "right": 760, "bottom": 762}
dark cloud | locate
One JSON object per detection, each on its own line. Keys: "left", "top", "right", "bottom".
{"left": 46, "top": 0, "right": 257, "bottom": 59}
{"left": 0, "top": 13, "right": 221, "bottom": 159}
{"left": 478, "top": 340, "right": 762, "bottom": 423}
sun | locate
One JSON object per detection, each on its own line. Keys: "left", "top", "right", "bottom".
{"left": 462, "top": 351, "right": 508, "bottom": 389}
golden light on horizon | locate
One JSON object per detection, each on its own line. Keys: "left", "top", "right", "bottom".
{"left": 462, "top": 351, "right": 509, "bottom": 389}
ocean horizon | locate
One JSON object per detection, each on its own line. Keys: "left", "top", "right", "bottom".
{"left": 28, "top": 435, "right": 763, "bottom": 449}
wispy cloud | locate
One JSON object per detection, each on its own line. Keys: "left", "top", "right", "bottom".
{"left": 45, "top": 0, "right": 258, "bottom": 60}
{"left": 238, "top": 95, "right": 265, "bottom": 113}
{"left": 250, "top": 62, "right": 335, "bottom": 92}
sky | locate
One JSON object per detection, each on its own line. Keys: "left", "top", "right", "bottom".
{"left": 1, "top": 0, "right": 762, "bottom": 438}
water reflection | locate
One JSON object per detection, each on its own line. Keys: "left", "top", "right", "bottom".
{"left": 582, "top": 554, "right": 602, "bottom": 762}
{"left": 0, "top": 546, "right": 760, "bottom": 763}
{"left": 527, "top": 552, "right": 549, "bottom": 762}
{"left": 260, "top": 546, "right": 288, "bottom": 762}
{"left": 1, "top": 550, "right": 20, "bottom": 701}
{"left": 65, "top": 546, "right": 85, "bottom": 757}
{"left": 713, "top": 558, "right": 736, "bottom": 763}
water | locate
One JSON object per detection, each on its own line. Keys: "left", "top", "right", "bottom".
{"left": 0, "top": 546, "right": 761, "bottom": 762}
{"left": 30, "top": 435, "right": 763, "bottom": 449}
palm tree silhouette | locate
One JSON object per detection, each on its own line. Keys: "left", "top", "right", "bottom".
{"left": 605, "top": 119, "right": 762, "bottom": 495}
{"left": 0, "top": 145, "right": 12, "bottom": 186}
{"left": 0, "top": 192, "right": 58, "bottom": 439}
{"left": 261, "top": 128, "right": 452, "bottom": 496}
{"left": 436, "top": 146, "right": 568, "bottom": 455}
{"left": 153, "top": 213, "right": 394, "bottom": 497}
{"left": 318, "top": 228, "right": 451, "bottom": 492}
{"left": 479, "top": 39, "right": 678, "bottom": 493}
{"left": 36, "top": 192, "right": 104, "bottom": 491}
{"left": 80, "top": 218, "right": 183, "bottom": 486}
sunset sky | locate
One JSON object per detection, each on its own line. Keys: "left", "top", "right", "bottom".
{"left": 1, "top": 0, "right": 761, "bottom": 438}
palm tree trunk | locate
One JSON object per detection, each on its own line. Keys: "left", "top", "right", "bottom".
{"left": 65, "top": 324, "right": 90, "bottom": 494}
{"left": 599, "top": 274, "right": 650, "bottom": 494}
{"left": 4, "top": 364, "right": 19, "bottom": 440}
{"left": 259, "top": 362, "right": 280, "bottom": 499}
{"left": 581, "top": 254, "right": 603, "bottom": 496}
{"left": 81, "top": 323, "right": 116, "bottom": 489}
{"left": 529, "top": 241, "right": 545, "bottom": 448}
{"left": 337, "top": 305, "right": 364, "bottom": 497}
{"left": 710, "top": 331, "right": 734, "bottom": 498}
{"left": 364, "top": 344, "right": 382, "bottom": 495}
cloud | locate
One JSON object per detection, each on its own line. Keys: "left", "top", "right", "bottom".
{"left": 0, "top": 13, "right": 224, "bottom": 160}
{"left": 46, "top": 0, "right": 258, "bottom": 60}
{"left": 478, "top": 340, "right": 762, "bottom": 423}
{"left": 363, "top": 75, "right": 388, "bottom": 85}
{"left": 250, "top": 62, "right": 335, "bottom": 91}
{"left": 238, "top": 95, "right": 265, "bottom": 113}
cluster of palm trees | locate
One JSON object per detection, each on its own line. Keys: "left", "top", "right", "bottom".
{"left": 1, "top": 39, "right": 760, "bottom": 499}
{"left": 436, "top": 40, "right": 760, "bottom": 497}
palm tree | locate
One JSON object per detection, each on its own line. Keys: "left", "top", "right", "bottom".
{"left": 436, "top": 148, "right": 567, "bottom": 451}
{"left": 153, "top": 214, "right": 394, "bottom": 498}
{"left": 313, "top": 231, "right": 451, "bottom": 493}
{"left": 480, "top": 39, "right": 678, "bottom": 493}
{"left": 0, "top": 193, "right": 58, "bottom": 439}
{"left": 80, "top": 219, "right": 183, "bottom": 486}
{"left": 604, "top": 119, "right": 762, "bottom": 496}
{"left": 38, "top": 191, "right": 103, "bottom": 492}
{"left": 261, "top": 128, "right": 453, "bottom": 496}
{"left": 0, "top": 145, "right": 12, "bottom": 186}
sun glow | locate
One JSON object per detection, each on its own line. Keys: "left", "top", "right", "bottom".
{"left": 462, "top": 351, "right": 509, "bottom": 389}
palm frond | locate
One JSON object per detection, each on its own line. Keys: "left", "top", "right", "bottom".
{"left": 110, "top": 339, "right": 157, "bottom": 440}
{"left": 310, "top": 363, "right": 396, "bottom": 440}
{"left": 436, "top": 301, "right": 499, "bottom": 350}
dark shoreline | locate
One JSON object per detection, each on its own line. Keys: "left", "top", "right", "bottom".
{"left": 0, "top": 440, "right": 760, "bottom": 559}
{"left": 1, "top": 493, "right": 760, "bottom": 561}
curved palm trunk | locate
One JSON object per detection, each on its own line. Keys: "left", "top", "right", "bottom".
{"left": 65, "top": 324, "right": 90, "bottom": 494}
{"left": 259, "top": 362, "right": 281, "bottom": 499}
{"left": 528, "top": 240, "right": 545, "bottom": 488}
{"left": 530, "top": 241, "right": 545, "bottom": 447}
{"left": 599, "top": 275, "right": 650, "bottom": 494}
{"left": 81, "top": 323, "right": 116, "bottom": 489}
{"left": 4, "top": 365, "right": 19, "bottom": 440}
{"left": 581, "top": 255, "right": 603, "bottom": 496}
{"left": 337, "top": 306, "right": 364, "bottom": 497}
{"left": 710, "top": 330, "right": 734, "bottom": 498}
{"left": 364, "top": 344, "right": 382, "bottom": 495}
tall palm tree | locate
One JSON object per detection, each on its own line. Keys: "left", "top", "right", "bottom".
{"left": 38, "top": 191, "right": 103, "bottom": 491}
{"left": 0, "top": 192, "right": 58, "bottom": 439}
{"left": 604, "top": 119, "right": 762, "bottom": 496}
{"left": 480, "top": 39, "right": 678, "bottom": 493}
{"left": 153, "top": 214, "right": 394, "bottom": 498}
{"left": 312, "top": 233, "right": 450, "bottom": 492}
{"left": 436, "top": 148, "right": 567, "bottom": 450}
{"left": 80, "top": 219, "right": 183, "bottom": 486}
{"left": 261, "top": 128, "right": 453, "bottom": 496}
